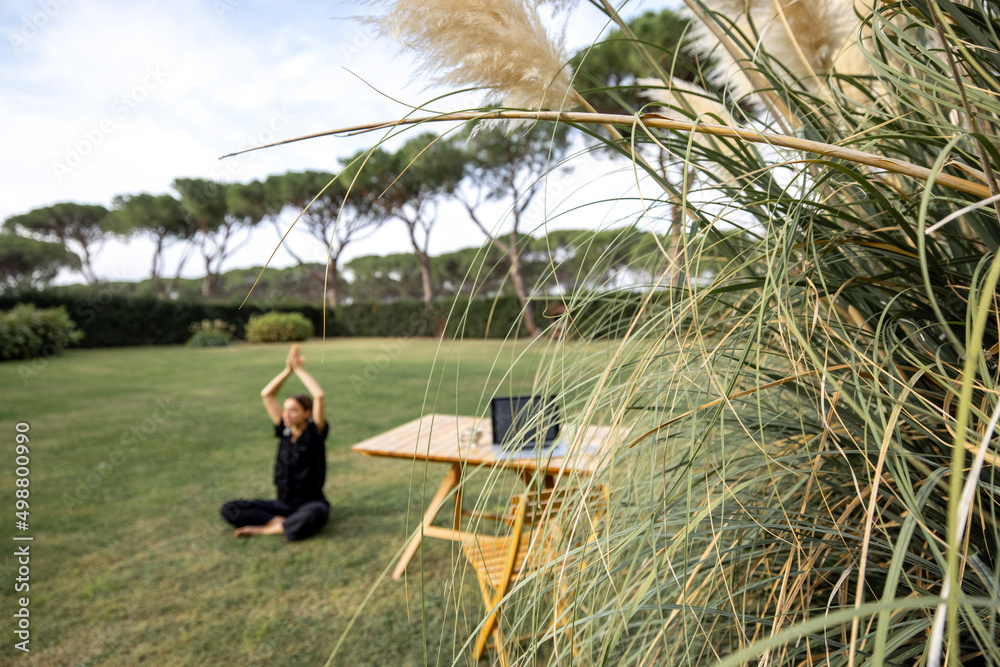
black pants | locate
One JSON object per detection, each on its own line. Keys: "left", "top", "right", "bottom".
{"left": 220, "top": 498, "right": 329, "bottom": 541}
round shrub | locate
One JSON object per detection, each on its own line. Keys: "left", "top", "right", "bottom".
{"left": 187, "top": 319, "right": 236, "bottom": 347}
{"left": 244, "top": 311, "right": 314, "bottom": 343}
{"left": 0, "top": 303, "right": 84, "bottom": 361}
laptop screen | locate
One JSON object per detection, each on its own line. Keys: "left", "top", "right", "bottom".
{"left": 490, "top": 395, "right": 560, "bottom": 449}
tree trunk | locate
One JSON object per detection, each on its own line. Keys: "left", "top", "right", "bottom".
{"left": 169, "top": 261, "right": 188, "bottom": 299}
{"left": 152, "top": 237, "right": 166, "bottom": 298}
{"left": 202, "top": 256, "right": 220, "bottom": 297}
{"left": 415, "top": 248, "right": 433, "bottom": 304}
{"left": 202, "top": 273, "right": 222, "bottom": 297}
{"left": 327, "top": 262, "right": 342, "bottom": 308}
{"left": 79, "top": 245, "right": 98, "bottom": 285}
{"left": 403, "top": 218, "right": 434, "bottom": 304}
{"left": 507, "top": 244, "right": 538, "bottom": 338}
{"left": 167, "top": 241, "right": 194, "bottom": 300}
{"left": 462, "top": 199, "right": 536, "bottom": 332}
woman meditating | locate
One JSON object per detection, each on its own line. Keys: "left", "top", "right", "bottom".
{"left": 220, "top": 344, "right": 329, "bottom": 541}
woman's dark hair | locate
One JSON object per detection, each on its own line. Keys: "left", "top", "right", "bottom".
{"left": 289, "top": 394, "right": 313, "bottom": 413}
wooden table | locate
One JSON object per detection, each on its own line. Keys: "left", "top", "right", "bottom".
{"left": 350, "top": 413, "right": 620, "bottom": 580}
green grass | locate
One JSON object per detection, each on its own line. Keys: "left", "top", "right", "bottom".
{"left": 0, "top": 338, "right": 588, "bottom": 666}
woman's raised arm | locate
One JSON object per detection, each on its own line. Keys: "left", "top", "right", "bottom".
{"left": 289, "top": 345, "right": 325, "bottom": 431}
{"left": 260, "top": 347, "right": 295, "bottom": 424}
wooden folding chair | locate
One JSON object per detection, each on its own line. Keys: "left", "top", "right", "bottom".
{"left": 460, "top": 483, "right": 608, "bottom": 665}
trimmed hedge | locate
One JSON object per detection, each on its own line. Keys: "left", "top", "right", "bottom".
{"left": 332, "top": 295, "right": 541, "bottom": 339}
{"left": 333, "top": 299, "right": 444, "bottom": 338}
{"left": 0, "top": 292, "right": 338, "bottom": 348}
{"left": 444, "top": 295, "right": 538, "bottom": 339}
{"left": 332, "top": 293, "right": 654, "bottom": 339}
{"left": 245, "top": 311, "right": 314, "bottom": 343}
{"left": 0, "top": 290, "right": 654, "bottom": 347}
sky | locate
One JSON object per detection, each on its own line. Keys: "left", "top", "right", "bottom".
{"left": 1, "top": 0, "right": 677, "bottom": 286}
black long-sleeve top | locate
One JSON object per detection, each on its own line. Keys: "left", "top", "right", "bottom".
{"left": 273, "top": 419, "right": 329, "bottom": 507}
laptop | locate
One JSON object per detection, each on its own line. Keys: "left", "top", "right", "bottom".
{"left": 490, "top": 395, "right": 561, "bottom": 450}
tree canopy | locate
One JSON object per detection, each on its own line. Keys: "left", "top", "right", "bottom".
{"left": 355, "top": 134, "right": 466, "bottom": 303}
{"left": 0, "top": 233, "right": 80, "bottom": 293}
{"left": 173, "top": 178, "right": 267, "bottom": 297}
{"left": 454, "top": 121, "right": 573, "bottom": 336}
{"left": 4, "top": 203, "right": 110, "bottom": 284}
{"left": 570, "top": 8, "right": 698, "bottom": 113}
{"left": 264, "top": 169, "right": 387, "bottom": 306}
{"left": 111, "top": 192, "right": 196, "bottom": 297}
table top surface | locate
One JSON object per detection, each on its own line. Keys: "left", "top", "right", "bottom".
{"left": 350, "top": 414, "right": 622, "bottom": 475}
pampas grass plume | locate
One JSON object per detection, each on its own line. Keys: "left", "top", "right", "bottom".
{"left": 689, "top": 0, "right": 870, "bottom": 106}
{"left": 378, "top": 0, "right": 573, "bottom": 111}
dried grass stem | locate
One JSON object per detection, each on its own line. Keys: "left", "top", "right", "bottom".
{"left": 221, "top": 110, "right": 991, "bottom": 199}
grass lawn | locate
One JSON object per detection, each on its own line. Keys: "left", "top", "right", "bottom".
{"left": 0, "top": 337, "right": 584, "bottom": 666}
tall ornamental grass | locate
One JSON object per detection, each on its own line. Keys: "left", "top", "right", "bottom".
{"left": 489, "top": 2, "right": 1000, "bottom": 665}
{"left": 294, "top": 1, "right": 1000, "bottom": 664}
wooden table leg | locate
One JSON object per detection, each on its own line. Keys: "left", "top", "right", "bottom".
{"left": 453, "top": 470, "right": 463, "bottom": 531}
{"left": 392, "top": 464, "right": 461, "bottom": 581}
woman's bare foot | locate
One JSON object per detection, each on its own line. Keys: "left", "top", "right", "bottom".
{"left": 234, "top": 516, "right": 286, "bottom": 538}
